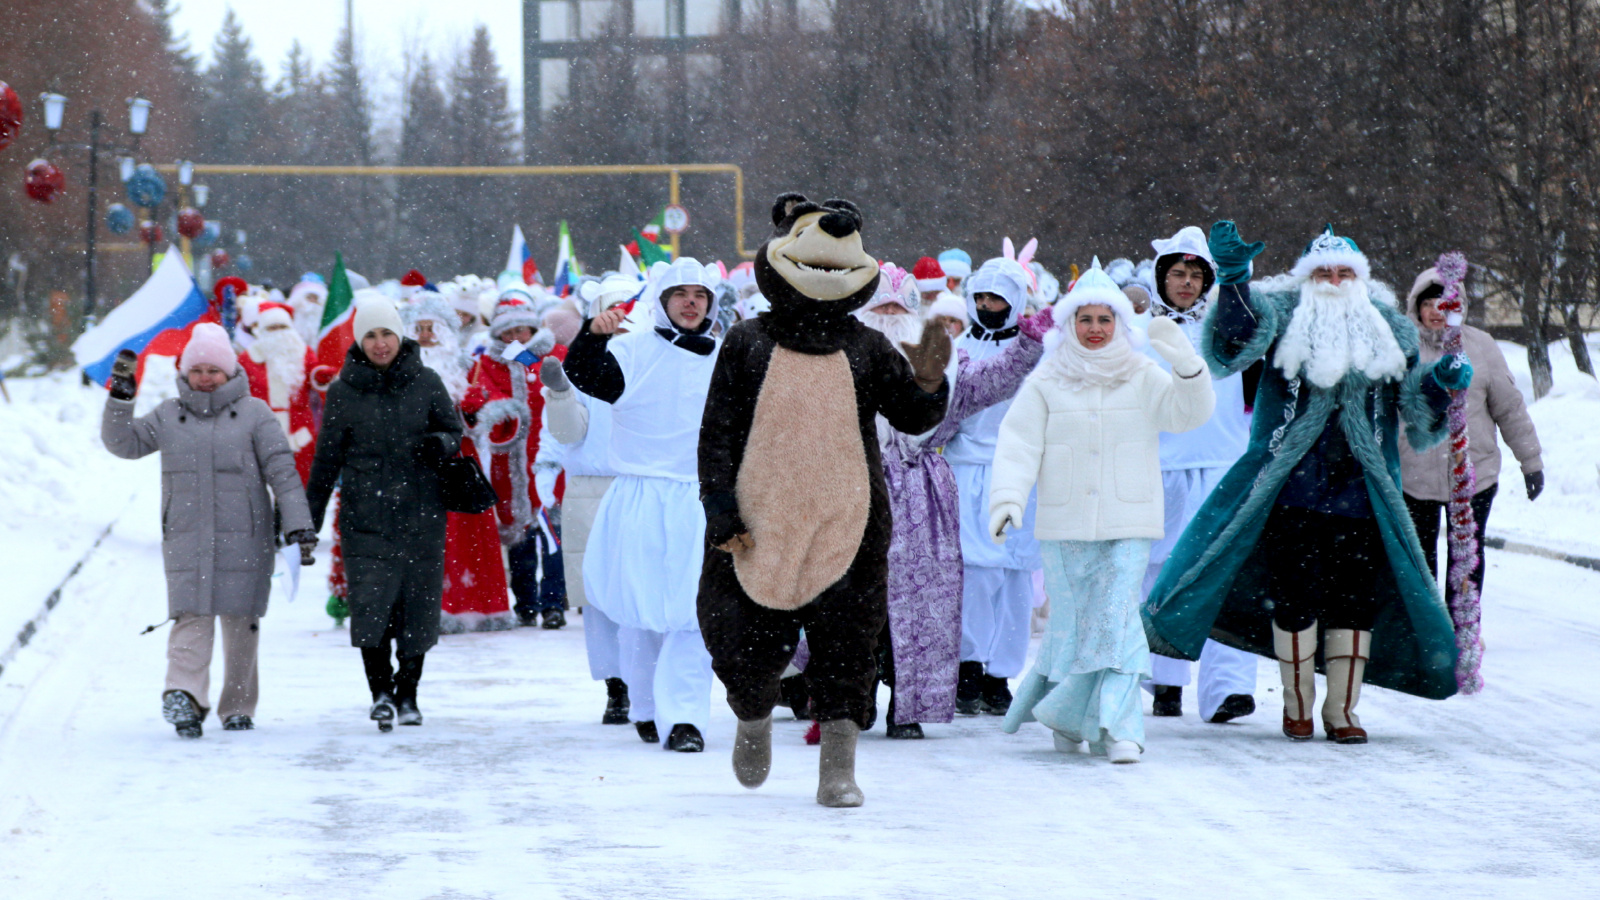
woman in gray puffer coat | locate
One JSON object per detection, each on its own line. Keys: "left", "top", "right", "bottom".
{"left": 1399, "top": 267, "right": 1545, "bottom": 609}
{"left": 102, "top": 323, "right": 316, "bottom": 738}
{"left": 307, "top": 299, "right": 463, "bottom": 732}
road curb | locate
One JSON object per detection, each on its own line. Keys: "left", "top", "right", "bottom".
{"left": 0, "top": 520, "right": 118, "bottom": 679}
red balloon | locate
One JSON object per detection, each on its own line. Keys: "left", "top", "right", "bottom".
{"left": 24, "top": 158, "right": 64, "bottom": 204}
{"left": 210, "top": 249, "right": 230, "bottom": 269}
{"left": 0, "top": 83, "right": 22, "bottom": 153}
{"left": 176, "top": 207, "right": 205, "bottom": 239}
{"left": 139, "top": 219, "right": 164, "bottom": 245}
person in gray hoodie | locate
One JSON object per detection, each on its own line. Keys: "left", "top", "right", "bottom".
{"left": 102, "top": 323, "right": 316, "bottom": 738}
{"left": 1399, "top": 267, "right": 1544, "bottom": 608}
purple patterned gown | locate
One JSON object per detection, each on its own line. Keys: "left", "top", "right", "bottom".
{"left": 881, "top": 334, "right": 1044, "bottom": 723}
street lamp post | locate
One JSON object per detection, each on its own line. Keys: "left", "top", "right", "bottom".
{"left": 38, "top": 93, "right": 150, "bottom": 327}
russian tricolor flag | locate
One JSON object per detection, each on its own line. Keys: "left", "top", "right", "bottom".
{"left": 507, "top": 224, "right": 540, "bottom": 286}
{"left": 72, "top": 247, "right": 210, "bottom": 385}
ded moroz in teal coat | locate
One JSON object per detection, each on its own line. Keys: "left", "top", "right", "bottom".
{"left": 1141, "top": 277, "right": 1460, "bottom": 700}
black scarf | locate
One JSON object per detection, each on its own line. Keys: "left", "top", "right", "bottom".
{"left": 654, "top": 326, "right": 716, "bottom": 356}
{"left": 967, "top": 322, "right": 1019, "bottom": 342}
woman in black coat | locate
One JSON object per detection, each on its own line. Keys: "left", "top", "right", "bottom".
{"left": 307, "top": 299, "right": 463, "bottom": 731}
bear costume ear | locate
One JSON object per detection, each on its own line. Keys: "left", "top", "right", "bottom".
{"left": 772, "top": 192, "right": 810, "bottom": 227}
{"left": 821, "top": 198, "right": 861, "bottom": 219}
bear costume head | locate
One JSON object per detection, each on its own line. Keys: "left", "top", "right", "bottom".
{"left": 754, "top": 192, "right": 881, "bottom": 354}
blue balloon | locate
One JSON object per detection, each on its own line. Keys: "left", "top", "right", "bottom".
{"left": 105, "top": 203, "right": 135, "bottom": 235}
{"left": 125, "top": 164, "right": 166, "bottom": 208}
{"left": 235, "top": 254, "right": 253, "bottom": 274}
{"left": 193, "top": 220, "right": 221, "bottom": 249}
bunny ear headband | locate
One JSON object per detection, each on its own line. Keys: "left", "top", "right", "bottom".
{"left": 1002, "top": 237, "right": 1041, "bottom": 294}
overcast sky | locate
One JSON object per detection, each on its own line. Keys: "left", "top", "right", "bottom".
{"left": 172, "top": 0, "right": 526, "bottom": 118}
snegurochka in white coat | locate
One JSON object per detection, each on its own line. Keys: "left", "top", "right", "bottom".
{"left": 1139, "top": 226, "right": 1260, "bottom": 724}
{"left": 560, "top": 258, "right": 723, "bottom": 752}
{"left": 991, "top": 260, "right": 1214, "bottom": 763}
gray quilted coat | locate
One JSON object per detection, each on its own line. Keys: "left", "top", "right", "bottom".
{"left": 102, "top": 370, "right": 313, "bottom": 618}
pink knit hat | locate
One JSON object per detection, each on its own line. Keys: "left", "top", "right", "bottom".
{"left": 179, "top": 322, "right": 239, "bottom": 375}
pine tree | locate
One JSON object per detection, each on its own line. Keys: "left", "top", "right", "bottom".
{"left": 326, "top": 27, "right": 372, "bottom": 165}
{"left": 148, "top": 0, "right": 199, "bottom": 76}
{"left": 448, "top": 25, "right": 518, "bottom": 166}
{"left": 401, "top": 55, "right": 451, "bottom": 167}
{"left": 198, "top": 9, "right": 272, "bottom": 163}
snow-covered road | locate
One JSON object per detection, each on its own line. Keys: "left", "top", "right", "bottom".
{"left": 2, "top": 476, "right": 1599, "bottom": 899}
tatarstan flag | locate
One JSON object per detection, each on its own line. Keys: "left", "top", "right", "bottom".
{"left": 316, "top": 252, "right": 356, "bottom": 375}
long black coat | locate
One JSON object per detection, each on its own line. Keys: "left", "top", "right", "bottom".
{"left": 307, "top": 339, "right": 462, "bottom": 655}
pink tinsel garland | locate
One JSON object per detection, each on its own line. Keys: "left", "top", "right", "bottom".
{"left": 1435, "top": 251, "right": 1483, "bottom": 693}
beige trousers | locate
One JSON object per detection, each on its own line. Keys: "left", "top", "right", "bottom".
{"left": 165, "top": 613, "right": 260, "bottom": 720}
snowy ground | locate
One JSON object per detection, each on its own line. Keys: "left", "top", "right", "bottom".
{"left": 3, "top": 350, "right": 1600, "bottom": 898}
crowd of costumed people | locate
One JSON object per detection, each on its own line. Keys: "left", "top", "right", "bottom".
{"left": 97, "top": 194, "right": 1545, "bottom": 808}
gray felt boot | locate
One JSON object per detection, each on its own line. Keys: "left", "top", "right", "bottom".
{"left": 816, "top": 719, "right": 864, "bottom": 808}
{"left": 732, "top": 715, "right": 773, "bottom": 788}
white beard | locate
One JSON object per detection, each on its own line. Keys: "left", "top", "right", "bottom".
{"left": 249, "top": 328, "right": 308, "bottom": 395}
{"left": 418, "top": 342, "right": 470, "bottom": 402}
{"left": 1272, "top": 279, "right": 1407, "bottom": 389}
{"left": 857, "top": 309, "right": 925, "bottom": 358}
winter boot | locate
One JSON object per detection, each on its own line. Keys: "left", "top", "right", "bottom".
{"left": 955, "top": 661, "right": 984, "bottom": 716}
{"left": 1151, "top": 685, "right": 1184, "bottom": 717}
{"left": 1052, "top": 730, "right": 1088, "bottom": 754}
{"left": 221, "top": 715, "right": 254, "bottom": 731}
{"left": 1106, "top": 739, "right": 1142, "bottom": 764}
{"left": 979, "top": 674, "right": 1013, "bottom": 716}
{"left": 665, "top": 723, "right": 705, "bottom": 752}
{"left": 1322, "top": 629, "right": 1370, "bottom": 744}
{"left": 885, "top": 693, "right": 923, "bottom": 740}
{"left": 395, "top": 698, "right": 423, "bottom": 726}
{"left": 370, "top": 692, "right": 397, "bottom": 733}
{"left": 162, "top": 690, "right": 203, "bottom": 739}
{"left": 635, "top": 720, "right": 659, "bottom": 744}
{"left": 1273, "top": 622, "right": 1318, "bottom": 741}
{"left": 541, "top": 609, "right": 566, "bottom": 630}
{"left": 732, "top": 716, "right": 773, "bottom": 788}
{"left": 816, "top": 720, "right": 864, "bottom": 808}
{"left": 1208, "top": 694, "right": 1256, "bottom": 724}
{"left": 779, "top": 674, "right": 812, "bottom": 720}
{"left": 602, "top": 678, "right": 631, "bottom": 725}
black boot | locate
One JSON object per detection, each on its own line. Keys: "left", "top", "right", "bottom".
{"left": 541, "top": 608, "right": 566, "bottom": 630}
{"left": 778, "top": 674, "right": 812, "bottom": 721}
{"left": 162, "top": 689, "right": 203, "bottom": 739}
{"left": 602, "top": 678, "right": 631, "bottom": 725}
{"left": 393, "top": 653, "right": 425, "bottom": 726}
{"left": 369, "top": 692, "right": 397, "bottom": 732}
{"left": 1209, "top": 693, "right": 1256, "bottom": 724}
{"left": 1151, "top": 685, "right": 1183, "bottom": 717}
{"left": 635, "top": 720, "right": 659, "bottom": 743}
{"left": 885, "top": 692, "right": 924, "bottom": 740}
{"left": 979, "top": 674, "right": 1012, "bottom": 716}
{"left": 955, "top": 661, "right": 984, "bottom": 716}
{"left": 665, "top": 723, "right": 705, "bottom": 752}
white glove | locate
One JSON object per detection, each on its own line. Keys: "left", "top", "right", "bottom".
{"left": 534, "top": 467, "right": 559, "bottom": 510}
{"left": 1146, "top": 316, "right": 1204, "bottom": 378}
{"left": 989, "top": 503, "right": 1023, "bottom": 544}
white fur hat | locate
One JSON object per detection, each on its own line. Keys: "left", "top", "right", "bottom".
{"left": 1055, "top": 257, "right": 1137, "bottom": 328}
{"left": 489, "top": 288, "right": 543, "bottom": 337}
{"left": 924, "top": 291, "right": 967, "bottom": 324}
{"left": 1290, "top": 225, "right": 1371, "bottom": 282}
{"left": 579, "top": 273, "right": 644, "bottom": 316}
{"left": 352, "top": 293, "right": 404, "bottom": 341}
{"left": 402, "top": 292, "right": 458, "bottom": 336}
{"left": 643, "top": 257, "right": 722, "bottom": 331}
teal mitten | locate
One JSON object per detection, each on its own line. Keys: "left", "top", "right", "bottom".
{"left": 1208, "top": 221, "right": 1266, "bottom": 285}
{"left": 1432, "top": 354, "right": 1473, "bottom": 392}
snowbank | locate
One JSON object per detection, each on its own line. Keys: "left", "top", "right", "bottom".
{"left": 0, "top": 373, "right": 160, "bottom": 646}
{"left": 1486, "top": 338, "right": 1600, "bottom": 558}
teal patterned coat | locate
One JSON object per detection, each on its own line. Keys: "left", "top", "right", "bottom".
{"left": 1141, "top": 281, "right": 1460, "bottom": 699}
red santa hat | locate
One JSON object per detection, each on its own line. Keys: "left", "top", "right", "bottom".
{"left": 257, "top": 301, "right": 294, "bottom": 330}
{"left": 912, "top": 256, "right": 946, "bottom": 293}
{"left": 400, "top": 268, "right": 428, "bottom": 301}
{"left": 490, "top": 289, "right": 542, "bottom": 338}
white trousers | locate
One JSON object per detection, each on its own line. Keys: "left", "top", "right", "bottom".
{"left": 618, "top": 626, "right": 713, "bottom": 746}
{"left": 584, "top": 603, "right": 623, "bottom": 682}
{"left": 960, "top": 566, "right": 1035, "bottom": 679}
{"left": 1142, "top": 466, "right": 1258, "bottom": 719}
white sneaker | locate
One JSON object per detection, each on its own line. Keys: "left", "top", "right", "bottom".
{"left": 1106, "top": 740, "right": 1141, "bottom": 764}
{"left": 1051, "top": 731, "right": 1088, "bottom": 753}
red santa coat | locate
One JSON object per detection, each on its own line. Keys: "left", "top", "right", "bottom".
{"left": 461, "top": 344, "right": 566, "bottom": 544}
{"left": 238, "top": 346, "right": 319, "bottom": 484}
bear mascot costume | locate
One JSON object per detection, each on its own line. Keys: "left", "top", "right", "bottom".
{"left": 697, "top": 193, "right": 953, "bottom": 807}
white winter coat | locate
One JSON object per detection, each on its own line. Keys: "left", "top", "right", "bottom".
{"left": 990, "top": 364, "right": 1214, "bottom": 541}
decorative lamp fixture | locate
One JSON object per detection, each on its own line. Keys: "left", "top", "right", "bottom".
{"left": 127, "top": 97, "right": 152, "bottom": 136}
{"left": 193, "top": 184, "right": 209, "bottom": 207}
{"left": 40, "top": 92, "right": 66, "bottom": 131}
{"left": 118, "top": 156, "right": 135, "bottom": 182}
{"left": 177, "top": 160, "right": 193, "bottom": 186}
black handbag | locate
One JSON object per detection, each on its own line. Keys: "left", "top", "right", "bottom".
{"left": 439, "top": 455, "right": 498, "bottom": 514}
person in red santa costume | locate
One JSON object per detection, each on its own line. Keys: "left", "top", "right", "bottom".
{"left": 401, "top": 291, "right": 515, "bottom": 632}
{"left": 237, "top": 301, "right": 319, "bottom": 483}
{"left": 461, "top": 288, "right": 566, "bottom": 628}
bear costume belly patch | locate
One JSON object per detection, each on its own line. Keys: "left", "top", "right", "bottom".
{"left": 733, "top": 347, "right": 870, "bottom": 610}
